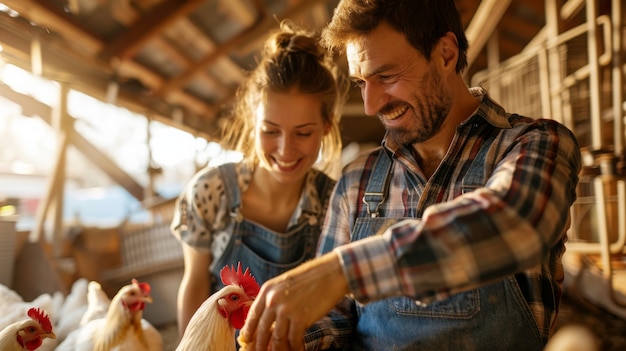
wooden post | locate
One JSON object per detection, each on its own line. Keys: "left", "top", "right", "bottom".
{"left": 30, "top": 82, "right": 70, "bottom": 260}
{"left": 585, "top": 0, "right": 602, "bottom": 150}
{"left": 611, "top": 0, "right": 624, "bottom": 155}
{"left": 545, "top": 0, "right": 563, "bottom": 122}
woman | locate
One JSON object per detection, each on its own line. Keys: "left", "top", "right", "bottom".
{"left": 170, "top": 20, "right": 348, "bottom": 336}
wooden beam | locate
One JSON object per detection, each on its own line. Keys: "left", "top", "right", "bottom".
{"left": 2, "top": 0, "right": 103, "bottom": 54}
{"left": 30, "top": 83, "right": 71, "bottom": 245}
{"left": 0, "top": 13, "right": 215, "bottom": 137}
{"left": 465, "top": 0, "right": 513, "bottom": 68}
{"left": 50, "top": 83, "right": 70, "bottom": 255}
{"left": 560, "top": 0, "right": 585, "bottom": 20}
{"left": 108, "top": 10, "right": 241, "bottom": 108}
{"left": 611, "top": 0, "right": 624, "bottom": 154}
{"left": 0, "top": 82, "right": 147, "bottom": 202}
{"left": 151, "top": 37, "right": 195, "bottom": 68}
{"left": 30, "top": 132, "right": 67, "bottom": 243}
{"left": 0, "top": 83, "right": 52, "bottom": 119}
{"left": 165, "top": 17, "right": 246, "bottom": 84}
{"left": 98, "top": 0, "right": 205, "bottom": 62}
{"left": 158, "top": 0, "right": 327, "bottom": 95}
{"left": 68, "top": 129, "right": 146, "bottom": 202}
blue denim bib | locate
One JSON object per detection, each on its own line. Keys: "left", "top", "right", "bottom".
{"left": 349, "top": 151, "right": 544, "bottom": 351}
{"left": 210, "top": 163, "right": 325, "bottom": 292}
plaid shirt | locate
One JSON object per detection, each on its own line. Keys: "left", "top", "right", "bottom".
{"left": 306, "top": 88, "right": 581, "bottom": 350}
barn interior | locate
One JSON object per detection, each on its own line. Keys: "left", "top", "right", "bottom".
{"left": 0, "top": 0, "right": 625, "bottom": 349}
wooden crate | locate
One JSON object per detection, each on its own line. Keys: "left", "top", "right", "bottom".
{"left": 101, "top": 223, "right": 183, "bottom": 326}
{"left": 0, "top": 216, "right": 18, "bottom": 287}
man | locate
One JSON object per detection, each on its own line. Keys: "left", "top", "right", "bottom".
{"left": 239, "top": 0, "right": 581, "bottom": 350}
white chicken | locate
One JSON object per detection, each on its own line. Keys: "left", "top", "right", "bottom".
{"left": 0, "top": 283, "right": 24, "bottom": 311}
{"left": 55, "top": 279, "right": 163, "bottom": 351}
{"left": 0, "top": 285, "right": 62, "bottom": 333}
{"left": 176, "top": 263, "right": 260, "bottom": 351}
{"left": 0, "top": 284, "right": 62, "bottom": 351}
{"left": 0, "top": 307, "right": 56, "bottom": 351}
{"left": 52, "top": 278, "right": 90, "bottom": 343}
{"left": 79, "top": 280, "right": 113, "bottom": 325}
{"left": 544, "top": 324, "right": 601, "bottom": 351}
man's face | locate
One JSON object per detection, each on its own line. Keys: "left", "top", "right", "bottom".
{"left": 346, "top": 23, "right": 452, "bottom": 145}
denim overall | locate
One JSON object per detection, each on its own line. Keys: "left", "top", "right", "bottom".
{"left": 350, "top": 151, "right": 544, "bottom": 351}
{"left": 210, "top": 163, "right": 331, "bottom": 292}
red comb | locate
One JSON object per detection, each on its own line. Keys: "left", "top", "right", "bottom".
{"left": 131, "top": 278, "right": 151, "bottom": 295}
{"left": 27, "top": 308, "right": 52, "bottom": 333}
{"left": 220, "top": 262, "right": 260, "bottom": 298}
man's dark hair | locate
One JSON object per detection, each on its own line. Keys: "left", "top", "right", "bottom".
{"left": 321, "top": 0, "right": 469, "bottom": 73}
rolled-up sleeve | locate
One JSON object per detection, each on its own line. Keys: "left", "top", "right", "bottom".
{"left": 336, "top": 119, "right": 581, "bottom": 304}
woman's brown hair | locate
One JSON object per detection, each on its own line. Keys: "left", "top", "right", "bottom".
{"left": 221, "top": 20, "right": 349, "bottom": 173}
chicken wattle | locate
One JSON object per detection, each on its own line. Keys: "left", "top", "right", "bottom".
{"left": 0, "top": 307, "right": 56, "bottom": 351}
{"left": 55, "top": 279, "right": 162, "bottom": 351}
{"left": 176, "top": 262, "right": 260, "bottom": 351}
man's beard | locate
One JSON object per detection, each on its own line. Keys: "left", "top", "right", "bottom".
{"left": 383, "top": 68, "right": 451, "bottom": 145}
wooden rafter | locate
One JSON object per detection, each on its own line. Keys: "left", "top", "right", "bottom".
{"left": 3, "top": 0, "right": 103, "bottom": 54}
{"left": 157, "top": 0, "right": 333, "bottom": 95}
{"left": 0, "top": 83, "right": 52, "bottom": 119}
{"left": 465, "top": 0, "right": 513, "bottom": 68}
{"left": 98, "top": 0, "right": 206, "bottom": 62}
{"left": 0, "top": 0, "right": 568, "bottom": 150}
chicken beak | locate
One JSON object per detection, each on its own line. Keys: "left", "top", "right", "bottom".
{"left": 43, "top": 331, "right": 56, "bottom": 340}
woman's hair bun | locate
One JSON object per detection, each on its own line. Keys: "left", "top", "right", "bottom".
{"left": 264, "top": 20, "right": 326, "bottom": 61}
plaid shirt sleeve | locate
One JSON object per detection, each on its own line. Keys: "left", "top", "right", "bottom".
{"left": 337, "top": 119, "right": 581, "bottom": 304}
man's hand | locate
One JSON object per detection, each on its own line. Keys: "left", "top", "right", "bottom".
{"left": 239, "top": 252, "right": 349, "bottom": 351}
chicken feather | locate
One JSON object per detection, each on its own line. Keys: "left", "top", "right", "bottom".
{"left": 175, "top": 263, "right": 260, "bottom": 351}
{"left": 55, "top": 279, "right": 162, "bottom": 351}
{"left": 0, "top": 307, "right": 56, "bottom": 351}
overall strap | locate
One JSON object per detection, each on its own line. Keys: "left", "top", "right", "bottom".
{"left": 362, "top": 150, "right": 394, "bottom": 218}
{"left": 314, "top": 172, "right": 336, "bottom": 210}
{"left": 217, "top": 163, "right": 243, "bottom": 222}
{"left": 460, "top": 130, "right": 491, "bottom": 194}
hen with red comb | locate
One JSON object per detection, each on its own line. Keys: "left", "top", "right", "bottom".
{"left": 0, "top": 307, "right": 56, "bottom": 351}
{"left": 55, "top": 279, "right": 162, "bottom": 351}
{"left": 220, "top": 262, "right": 261, "bottom": 300}
{"left": 176, "top": 262, "right": 260, "bottom": 351}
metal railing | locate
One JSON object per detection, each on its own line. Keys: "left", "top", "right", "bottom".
{"left": 470, "top": 0, "right": 626, "bottom": 307}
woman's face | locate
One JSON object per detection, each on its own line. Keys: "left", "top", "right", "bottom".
{"left": 254, "top": 90, "right": 328, "bottom": 184}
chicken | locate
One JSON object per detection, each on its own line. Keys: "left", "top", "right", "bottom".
{"left": 0, "top": 283, "right": 24, "bottom": 311}
{"left": 544, "top": 324, "right": 601, "bottom": 351}
{"left": 0, "top": 286, "right": 61, "bottom": 333}
{"left": 51, "top": 278, "right": 113, "bottom": 345}
{"left": 0, "top": 307, "right": 56, "bottom": 351}
{"left": 176, "top": 263, "right": 260, "bottom": 351}
{"left": 55, "top": 279, "right": 163, "bottom": 351}
{"left": 53, "top": 279, "right": 90, "bottom": 343}
{"left": 79, "top": 281, "right": 112, "bottom": 325}
{"left": 0, "top": 284, "right": 62, "bottom": 351}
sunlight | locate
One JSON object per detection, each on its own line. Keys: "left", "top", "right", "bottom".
{"left": 0, "top": 64, "right": 60, "bottom": 106}
{"left": 0, "top": 62, "right": 237, "bottom": 227}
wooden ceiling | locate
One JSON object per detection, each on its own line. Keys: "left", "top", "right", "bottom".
{"left": 0, "top": 0, "right": 548, "bottom": 146}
